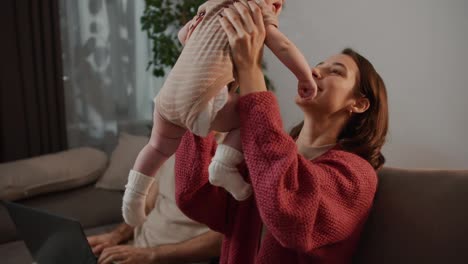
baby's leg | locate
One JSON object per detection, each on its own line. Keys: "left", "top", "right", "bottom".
{"left": 208, "top": 92, "right": 252, "bottom": 201}
{"left": 134, "top": 109, "right": 186, "bottom": 175}
{"left": 209, "top": 90, "right": 240, "bottom": 133}
{"left": 122, "top": 108, "right": 186, "bottom": 226}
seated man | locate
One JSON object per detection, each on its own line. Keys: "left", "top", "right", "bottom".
{"left": 87, "top": 156, "right": 222, "bottom": 264}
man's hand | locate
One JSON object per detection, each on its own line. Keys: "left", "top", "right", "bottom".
{"left": 98, "top": 245, "right": 156, "bottom": 264}
{"left": 87, "top": 232, "right": 121, "bottom": 255}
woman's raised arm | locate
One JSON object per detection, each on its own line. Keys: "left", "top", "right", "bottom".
{"left": 238, "top": 91, "right": 378, "bottom": 252}
{"left": 219, "top": 0, "right": 269, "bottom": 96}
{"left": 175, "top": 132, "right": 230, "bottom": 234}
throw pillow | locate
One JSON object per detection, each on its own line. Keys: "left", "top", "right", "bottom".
{"left": 95, "top": 132, "right": 149, "bottom": 190}
{"left": 0, "top": 147, "right": 107, "bottom": 201}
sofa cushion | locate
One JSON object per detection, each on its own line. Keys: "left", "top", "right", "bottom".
{"left": 354, "top": 167, "right": 468, "bottom": 264}
{"left": 0, "top": 184, "right": 123, "bottom": 244}
{"left": 95, "top": 132, "right": 148, "bottom": 190}
{"left": 0, "top": 147, "right": 107, "bottom": 201}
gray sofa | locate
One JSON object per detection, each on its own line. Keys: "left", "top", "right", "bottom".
{"left": 354, "top": 167, "right": 468, "bottom": 263}
{"left": 1, "top": 167, "right": 467, "bottom": 263}
{"left": 0, "top": 131, "right": 149, "bottom": 264}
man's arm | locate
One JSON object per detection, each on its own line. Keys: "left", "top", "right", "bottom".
{"left": 111, "top": 223, "right": 135, "bottom": 243}
{"left": 152, "top": 230, "right": 223, "bottom": 263}
{"left": 98, "top": 230, "right": 223, "bottom": 264}
{"left": 88, "top": 180, "right": 158, "bottom": 255}
{"left": 87, "top": 223, "right": 134, "bottom": 255}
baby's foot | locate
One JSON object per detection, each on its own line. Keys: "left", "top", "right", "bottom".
{"left": 122, "top": 170, "right": 155, "bottom": 227}
{"left": 208, "top": 145, "right": 252, "bottom": 201}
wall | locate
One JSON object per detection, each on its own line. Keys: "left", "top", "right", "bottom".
{"left": 263, "top": 0, "right": 468, "bottom": 169}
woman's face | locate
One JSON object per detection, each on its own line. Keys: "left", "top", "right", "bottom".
{"left": 295, "top": 54, "right": 360, "bottom": 117}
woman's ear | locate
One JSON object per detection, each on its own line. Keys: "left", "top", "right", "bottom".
{"left": 351, "top": 97, "right": 370, "bottom": 114}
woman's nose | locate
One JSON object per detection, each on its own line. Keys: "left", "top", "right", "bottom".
{"left": 312, "top": 68, "right": 322, "bottom": 79}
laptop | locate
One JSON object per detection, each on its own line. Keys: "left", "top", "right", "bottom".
{"left": 2, "top": 201, "right": 98, "bottom": 264}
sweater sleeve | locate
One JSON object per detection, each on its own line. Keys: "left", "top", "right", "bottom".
{"left": 174, "top": 132, "right": 229, "bottom": 234}
{"left": 238, "top": 91, "right": 378, "bottom": 253}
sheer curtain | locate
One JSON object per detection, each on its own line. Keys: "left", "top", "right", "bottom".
{"left": 59, "top": 0, "right": 165, "bottom": 153}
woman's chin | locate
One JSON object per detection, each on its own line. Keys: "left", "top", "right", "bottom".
{"left": 295, "top": 94, "right": 317, "bottom": 106}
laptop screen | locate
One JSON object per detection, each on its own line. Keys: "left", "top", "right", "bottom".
{"left": 3, "top": 201, "right": 97, "bottom": 264}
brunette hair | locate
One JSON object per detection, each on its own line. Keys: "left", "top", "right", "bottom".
{"left": 290, "top": 48, "right": 389, "bottom": 171}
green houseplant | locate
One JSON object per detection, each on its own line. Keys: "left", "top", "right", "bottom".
{"left": 141, "top": 0, "right": 276, "bottom": 90}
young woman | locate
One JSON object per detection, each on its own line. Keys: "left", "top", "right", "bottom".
{"left": 175, "top": 0, "right": 389, "bottom": 263}
{"left": 122, "top": 0, "right": 317, "bottom": 226}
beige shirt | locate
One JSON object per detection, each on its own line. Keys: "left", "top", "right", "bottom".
{"left": 297, "top": 142, "right": 337, "bottom": 161}
{"left": 133, "top": 156, "right": 210, "bottom": 247}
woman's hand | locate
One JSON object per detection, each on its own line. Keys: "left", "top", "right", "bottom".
{"left": 219, "top": 0, "right": 269, "bottom": 95}
{"left": 219, "top": 0, "right": 266, "bottom": 71}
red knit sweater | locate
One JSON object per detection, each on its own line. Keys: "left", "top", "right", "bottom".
{"left": 175, "top": 91, "right": 377, "bottom": 264}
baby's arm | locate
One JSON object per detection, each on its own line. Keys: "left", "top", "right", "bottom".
{"left": 265, "top": 26, "right": 313, "bottom": 83}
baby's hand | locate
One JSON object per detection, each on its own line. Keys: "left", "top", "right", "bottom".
{"left": 297, "top": 78, "right": 318, "bottom": 100}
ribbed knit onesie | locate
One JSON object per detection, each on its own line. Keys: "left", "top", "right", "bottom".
{"left": 154, "top": 0, "right": 278, "bottom": 136}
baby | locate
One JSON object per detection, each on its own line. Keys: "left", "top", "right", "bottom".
{"left": 122, "top": 0, "right": 317, "bottom": 227}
